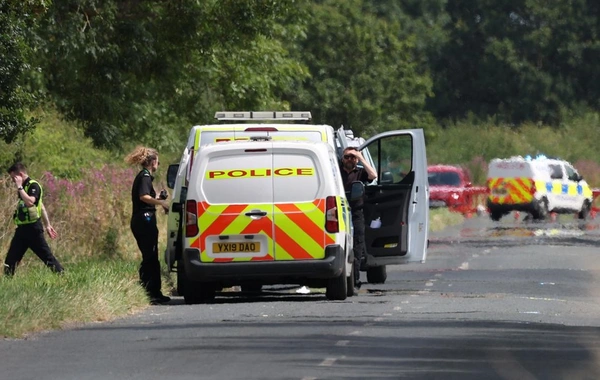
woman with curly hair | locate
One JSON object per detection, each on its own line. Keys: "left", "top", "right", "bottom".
{"left": 125, "top": 146, "right": 170, "bottom": 305}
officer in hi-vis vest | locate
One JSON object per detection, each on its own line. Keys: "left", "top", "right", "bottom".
{"left": 4, "top": 162, "right": 64, "bottom": 276}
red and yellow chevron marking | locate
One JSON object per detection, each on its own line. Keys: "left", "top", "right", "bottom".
{"left": 190, "top": 199, "right": 333, "bottom": 263}
{"left": 488, "top": 177, "right": 534, "bottom": 205}
{"left": 273, "top": 200, "right": 335, "bottom": 261}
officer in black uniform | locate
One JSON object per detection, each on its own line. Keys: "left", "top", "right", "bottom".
{"left": 4, "top": 162, "right": 64, "bottom": 276}
{"left": 339, "top": 147, "right": 377, "bottom": 289}
{"left": 125, "top": 146, "right": 170, "bottom": 305}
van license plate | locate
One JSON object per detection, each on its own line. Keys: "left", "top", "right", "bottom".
{"left": 213, "top": 242, "right": 261, "bottom": 253}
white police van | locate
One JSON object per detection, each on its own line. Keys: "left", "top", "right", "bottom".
{"left": 487, "top": 155, "right": 593, "bottom": 221}
{"left": 165, "top": 111, "right": 429, "bottom": 294}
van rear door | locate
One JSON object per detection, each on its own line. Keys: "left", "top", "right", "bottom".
{"left": 195, "top": 146, "right": 275, "bottom": 263}
{"left": 359, "top": 129, "right": 429, "bottom": 265}
{"left": 271, "top": 146, "right": 330, "bottom": 261}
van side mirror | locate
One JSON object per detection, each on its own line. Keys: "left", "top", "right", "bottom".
{"left": 380, "top": 171, "right": 394, "bottom": 184}
{"left": 349, "top": 181, "right": 365, "bottom": 201}
{"left": 166, "top": 164, "right": 179, "bottom": 189}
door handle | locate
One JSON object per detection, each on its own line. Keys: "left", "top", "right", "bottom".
{"left": 245, "top": 210, "right": 267, "bottom": 217}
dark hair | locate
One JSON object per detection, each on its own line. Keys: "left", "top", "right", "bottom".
{"left": 343, "top": 147, "right": 358, "bottom": 154}
{"left": 7, "top": 162, "right": 26, "bottom": 174}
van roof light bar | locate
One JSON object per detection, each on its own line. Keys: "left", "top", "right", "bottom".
{"left": 214, "top": 111, "right": 312, "bottom": 121}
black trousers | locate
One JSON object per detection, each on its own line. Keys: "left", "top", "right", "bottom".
{"left": 352, "top": 209, "right": 366, "bottom": 283}
{"left": 130, "top": 212, "right": 162, "bottom": 297}
{"left": 4, "top": 221, "right": 64, "bottom": 276}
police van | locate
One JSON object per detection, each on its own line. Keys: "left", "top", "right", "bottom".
{"left": 165, "top": 111, "right": 429, "bottom": 299}
{"left": 487, "top": 155, "right": 593, "bottom": 221}
{"left": 174, "top": 138, "right": 362, "bottom": 303}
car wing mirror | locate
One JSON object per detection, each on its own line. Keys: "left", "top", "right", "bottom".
{"left": 166, "top": 164, "right": 179, "bottom": 189}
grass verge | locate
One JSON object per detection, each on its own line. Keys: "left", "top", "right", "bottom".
{"left": 429, "top": 208, "right": 465, "bottom": 232}
{"left": 0, "top": 259, "right": 150, "bottom": 339}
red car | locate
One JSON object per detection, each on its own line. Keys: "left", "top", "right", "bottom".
{"left": 427, "top": 165, "right": 474, "bottom": 209}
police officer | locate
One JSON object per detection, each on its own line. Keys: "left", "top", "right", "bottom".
{"left": 125, "top": 146, "right": 171, "bottom": 305}
{"left": 4, "top": 162, "right": 64, "bottom": 276}
{"left": 340, "top": 147, "right": 377, "bottom": 289}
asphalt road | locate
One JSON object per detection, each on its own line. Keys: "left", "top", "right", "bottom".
{"left": 3, "top": 213, "right": 600, "bottom": 380}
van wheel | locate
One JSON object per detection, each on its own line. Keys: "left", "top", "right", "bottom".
{"left": 533, "top": 198, "right": 549, "bottom": 220}
{"left": 326, "top": 265, "right": 348, "bottom": 300}
{"left": 578, "top": 200, "right": 591, "bottom": 220}
{"left": 176, "top": 260, "right": 186, "bottom": 297}
{"left": 367, "top": 266, "right": 387, "bottom": 284}
{"left": 490, "top": 210, "right": 503, "bottom": 221}
{"left": 184, "top": 283, "right": 216, "bottom": 305}
{"left": 346, "top": 263, "right": 355, "bottom": 297}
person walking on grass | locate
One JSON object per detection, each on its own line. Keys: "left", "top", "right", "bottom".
{"left": 4, "top": 162, "right": 63, "bottom": 276}
{"left": 125, "top": 146, "right": 171, "bottom": 305}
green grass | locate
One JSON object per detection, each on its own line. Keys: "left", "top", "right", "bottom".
{"left": 429, "top": 208, "right": 465, "bottom": 232}
{"left": 0, "top": 259, "right": 150, "bottom": 338}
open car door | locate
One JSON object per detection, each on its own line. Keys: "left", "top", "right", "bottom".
{"left": 359, "top": 129, "right": 429, "bottom": 266}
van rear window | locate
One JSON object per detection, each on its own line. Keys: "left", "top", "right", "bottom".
{"left": 202, "top": 152, "right": 274, "bottom": 204}
{"left": 273, "top": 153, "right": 320, "bottom": 203}
{"left": 200, "top": 131, "right": 323, "bottom": 147}
{"left": 201, "top": 151, "right": 321, "bottom": 204}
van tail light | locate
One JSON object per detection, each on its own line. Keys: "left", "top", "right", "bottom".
{"left": 325, "top": 196, "right": 339, "bottom": 233}
{"left": 185, "top": 200, "right": 199, "bottom": 237}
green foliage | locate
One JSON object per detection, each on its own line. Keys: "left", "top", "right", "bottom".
{"left": 284, "top": 0, "right": 435, "bottom": 137}
{"left": 32, "top": 0, "right": 308, "bottom": 151}
{"left": 429, "top": 0, "right": 600, "bottom": 125}
{"left": 0, "top": 108, "right": 116, "bottom": 179}
{"left": 0, "top": 0, "right": 47, "bottom": 143}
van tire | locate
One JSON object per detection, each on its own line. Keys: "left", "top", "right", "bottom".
{"left": 532, "top": 198, "right": 549, "bottom": 220}
{"left": 490, "top": 210, "right": 503, "bottom": 221}
{"left": 346, "top": 263, "right": 355, "bottom": 297}
{"left": 176, "top": 260, "right": 186, "bottom": 297}
{"left": 367, "top": 266, "right": 387, "bottom": 284}
{"left": 179, "top": 262, "right": 216, "bottom": 305}
{"left": 184, "top": 283, "right": 216, "bottom": 305}
{"left": 578, "top": 200, "right": 591, "bottom": 220}
{"left": 326, "top": 265, "right": 348, "bottom": 300}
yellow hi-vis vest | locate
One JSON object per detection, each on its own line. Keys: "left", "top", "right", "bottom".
{"left": 14, "top": 179, "right": 43, "bottom": 225}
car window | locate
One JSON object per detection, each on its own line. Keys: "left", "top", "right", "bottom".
{"left": 428, "top": 171, "right": 461, "bottom": 186}
{"left": 369, "top": 135, "right": 413, "bottom": 184}
{"left": 565, "top": 164, "right": 579, "bottom": 181}
{"left": 549, "top": 164, "right": 564, "bottom": 180}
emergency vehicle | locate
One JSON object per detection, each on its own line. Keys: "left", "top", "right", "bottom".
{"left": 486, "top": 155, "right": 593, "bottom": 221}
{"left": 165, "top": 111, "right": 429, "bottom": 300}
{"left": 174, "top": 138, "right": 362, "bottom": 303}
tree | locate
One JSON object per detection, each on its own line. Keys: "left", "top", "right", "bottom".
{"left": 0, "top": 0, "right": 47, "bottom": 144}
{"left": 429, "top": 0, "right": 600, "bottom": 125}
{"left": 34, "top": 0, "right": 308, "bottom": 150}
{"left": 283, "top": 0, "right": 434, "bottom": 137}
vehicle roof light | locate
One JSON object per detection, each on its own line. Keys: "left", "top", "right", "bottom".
{"left": 214, "top": 111, "right": 312, "bottom": 121}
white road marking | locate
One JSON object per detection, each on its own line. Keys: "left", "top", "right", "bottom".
{"left": 319, "top": 358, "right": 337, "bottom": 367}
{"left": 335, "top": 340, "right": 349, "bottom": 346}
